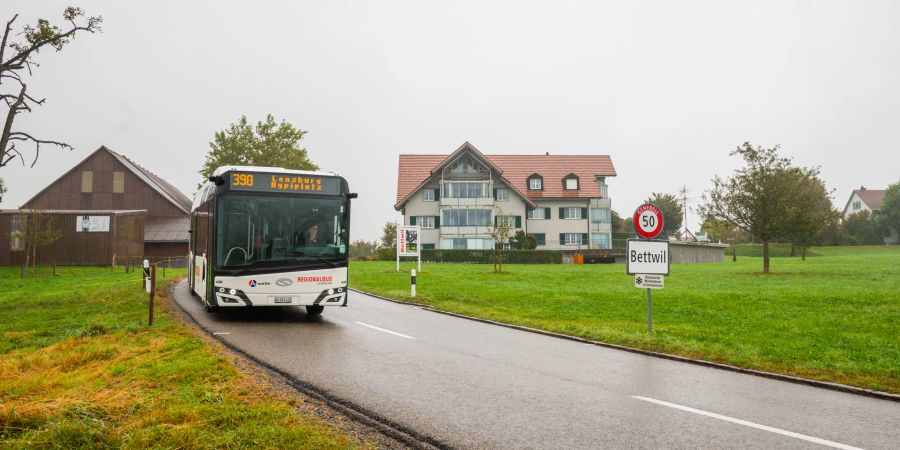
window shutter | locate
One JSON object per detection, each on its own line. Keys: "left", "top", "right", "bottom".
{"left": 410, "top": 216, "right": 416, "bottom": 226}
{"left": 559, "top": 207, "right": 565, "bottom": 219}
{"left": 493, "top": 188, "right": 498, "bottom": 200}
{"left": 581, "top": 233, "right": 588, "bottom": 245}
{"left": 434, "top": 188, "right": 440, "bottom": 200}
{"left": 581, "top": 208, "right": 587, "bottom": 219}
{"left": 494, "top": 216, "right": 498, "bottom": 227}
{"left": 559, "top": 233, "right": 565, "bottom": 245}
{"left": 545, "top": 207, "right": 551, "bottom": 219}
{"left": 515, "top": 216, "right": 521, "bottom": 228}
{"left": 434, "top": 216, "right": 440, "bottom": 228}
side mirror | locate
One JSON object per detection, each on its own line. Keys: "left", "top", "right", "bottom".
{"left": 346, "top": 193, "right": 359, "bottom": 199}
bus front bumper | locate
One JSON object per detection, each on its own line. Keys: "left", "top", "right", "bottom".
{"left": 212, "top": 286, "right": 347, "bottom": 307}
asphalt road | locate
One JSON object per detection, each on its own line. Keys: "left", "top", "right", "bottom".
{"left": 172, "top": 280, "right": 899, "bottom": 449}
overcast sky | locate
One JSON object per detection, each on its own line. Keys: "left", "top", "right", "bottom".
{"left": 3, "top": 1, "right": 898, "bottom": 241}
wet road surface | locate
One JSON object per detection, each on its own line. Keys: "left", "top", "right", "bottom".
{"left": 172, "top": 280, "right": 898, "bottom": 449}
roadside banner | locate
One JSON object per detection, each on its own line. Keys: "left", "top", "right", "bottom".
{"left": 397, "top": 224, "right": 422, "bottom": 272}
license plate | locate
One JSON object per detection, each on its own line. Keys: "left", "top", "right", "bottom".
{"left": 272, "top": 296, "right": 293, "bottom": 304}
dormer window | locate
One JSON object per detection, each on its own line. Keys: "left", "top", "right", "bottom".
{"left": 528, "top": 174, "right": 543, "bottom": 190}
{"left": 563, "top": 173, "right": 580, "bottom": 190}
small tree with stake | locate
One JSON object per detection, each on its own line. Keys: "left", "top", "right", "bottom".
{"left": 18, "top": 207, "right": 62, "bottom": 278}
{"left": 489, "top": 208, "right": 514, "bottom": 273}
{"left": 1, "top": 7, "right": 102, "bottom": 195}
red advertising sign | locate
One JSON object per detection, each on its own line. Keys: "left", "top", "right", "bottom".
{"left": 633, "top": 203, "right": 664, "bottom": 239}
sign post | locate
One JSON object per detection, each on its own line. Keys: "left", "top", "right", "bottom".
{"left": 628, "top": 204, "right": 667, "bottom": 333}
{"left": 397, "top": 224, "right": 421, "bottom": 272}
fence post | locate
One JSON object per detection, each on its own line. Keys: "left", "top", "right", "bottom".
{"left": 149, "top": 263, "right": 156, "bottom": 326}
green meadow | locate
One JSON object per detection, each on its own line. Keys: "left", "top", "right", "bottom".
{"left": 350, "top": 246, "right": 900, "bottom": 393}
{"left": 0, "top": 266, "right": 369, "bottom": 449}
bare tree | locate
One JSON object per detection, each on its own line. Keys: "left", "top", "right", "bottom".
{"left": 1, "top": 7, "right": 102, "bottom": 184}
{"left": 18, "top": 207, "right": 62, "bottom": 277}
{"left": 489, "top": 208, "right": 514, "bottom": 273}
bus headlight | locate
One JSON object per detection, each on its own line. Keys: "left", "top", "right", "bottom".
{"left": 229, "top": 289, "right": 236, "bottom": 295}
{"left": 328, "top": 289, "right": 335, "bottom": 295}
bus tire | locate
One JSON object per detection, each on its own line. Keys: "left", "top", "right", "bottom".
{"left": 306, "top": 305, "right": 324, "bottom": 316}
{"left": 204, "top": 302, "right": 218, "bottom": 313}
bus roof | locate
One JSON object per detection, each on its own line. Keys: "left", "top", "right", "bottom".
{"left": 213, "top": 165, "right": 342, "bottom": 178}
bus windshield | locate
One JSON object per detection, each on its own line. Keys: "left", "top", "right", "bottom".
{"left": 215, "top": 194, "right": 349, "bottom": 270}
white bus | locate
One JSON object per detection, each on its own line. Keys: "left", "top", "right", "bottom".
{"left": 189, "top": 166, "right": 357, "bottom": 315}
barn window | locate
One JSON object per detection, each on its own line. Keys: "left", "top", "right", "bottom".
{"left": 81, "top": 171, "right": 94, "bottom": 193}
{"left": 113, "top": 171, "right": 125, "bottom": 193}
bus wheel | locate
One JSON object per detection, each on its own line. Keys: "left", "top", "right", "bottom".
{"left": 204, "top": 302, "right": 219, "bottom": 313}
{"left": 306, "top": 305, "right": 324, "bottom": 316}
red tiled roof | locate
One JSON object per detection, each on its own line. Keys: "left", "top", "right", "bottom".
{"left": 854, "top": 189, "right": 886, "bottom": 211}
{"left": 395, "top": 144, "right": 616, "bottom": 208}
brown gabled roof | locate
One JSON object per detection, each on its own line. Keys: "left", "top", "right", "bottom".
{"left": 107, "top": 148, "right": 192, "bottom": 213}
{"left": 395, "top": 143, "right": 616, "bottom": 209}
{"left": 854, "top": 189, "right": 886, "bottom": 212}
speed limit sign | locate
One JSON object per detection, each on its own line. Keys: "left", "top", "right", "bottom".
{"left": 633, "top": 203, "right": 664, "bottom": 239}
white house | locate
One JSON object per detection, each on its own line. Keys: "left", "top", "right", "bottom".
{"left": 841, "top": 186, "right": 898, "bottom": 244}
{"left": 394, "top": 142, "right": 617, "bottom": 250}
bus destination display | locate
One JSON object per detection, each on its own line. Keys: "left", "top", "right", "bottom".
{"left": 228, "top": 171, "right": 341, "bottom": 195}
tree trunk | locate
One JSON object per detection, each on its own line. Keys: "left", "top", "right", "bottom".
{"left": 21, "top": 244, "right": 28, "bottom": 278}
{"left": 801, "top": 246, "right": 807, "bottom": 261}
{"left": 732, "top": 246, "right": 737, "bottom": 262}
{"left": 762, "top": 240, "right": 770, "bottom": 273}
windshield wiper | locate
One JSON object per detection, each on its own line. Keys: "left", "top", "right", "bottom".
{"left": 303, "top": 256, "right": 339, "bottom": 268}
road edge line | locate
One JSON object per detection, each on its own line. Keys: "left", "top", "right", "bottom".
{"left": 170, "top": 281, "right": 450, "bottom": 450}
{"left": 350, "top": 288, "right": 900, "bottom": 403}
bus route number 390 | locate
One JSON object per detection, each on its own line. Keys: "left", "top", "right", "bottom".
{"left": 232, "top": 173, "right": 255, "bottom": 187}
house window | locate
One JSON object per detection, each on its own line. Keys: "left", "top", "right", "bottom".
{"left": 496, "top": 216, "right": 520, "bottom": 228}
{"left": 529, "top": 233, "right": 546, "bottom": 246}
{"left": 113, "top": 171, "right": 125, "bottom": 193}
{"left": 563, "top": 174, "right": 579, "bottom": 190}
{"left": 418, "top": 216, "right": 436, "bottom": 228}
{"left": 452, "top": 238, "right": 466, "bottom": 249}
{"left": 592, "top": 233, "right": 611, "bottom": 249}
{"left": 561, "top": 207, "right": 585, "bottom": 219}
{"left": 441, "top": 209, "right": 492, "bottom": 226}
{"left": 423, "top": 189, "right": 435, "bottom": 201}
{"left": 853, "top": 201, "right": 861, "bottom": 210}
{"left": 562, "top": 233, "right": 583, "bottom": 245}
{"left": 81, "top": 171, "right": 93, "bottom": 193}
{"left": 528, "top": 207, "right": 551, "bottom": 220}
{"left": 495, "top": 188, "right": 508, "bottom": 201}
{"left": 591, "top": 208, "right": 611, "bottom": 223}
{"left": 528, "top": 177, "right": 543, "bottom": 190}
{"left": 442, "top": 182, "right": 490, "bottom": 199}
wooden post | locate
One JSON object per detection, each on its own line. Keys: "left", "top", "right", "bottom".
{"left": 149, "top": 263, "right": 156, "bottom": 326}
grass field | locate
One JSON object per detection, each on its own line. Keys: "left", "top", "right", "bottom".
{"left": 0, "top": 266, "right": 368, "bottom": 449}
{"left": 349, "top": 246, "right": 900, "bottom": 393}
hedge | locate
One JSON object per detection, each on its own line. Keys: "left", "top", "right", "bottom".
{"left": 376, "top": 248, "right": 563, "bottom": 264}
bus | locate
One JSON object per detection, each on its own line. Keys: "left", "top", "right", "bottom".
{"left": 189, "top": 166, "right": 356, "bottom": 315}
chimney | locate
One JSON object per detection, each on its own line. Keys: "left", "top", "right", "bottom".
{"left": 861, "top": 186, "right": 866, "bottom": 191}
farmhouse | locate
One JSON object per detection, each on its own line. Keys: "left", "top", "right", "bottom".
{"left": 0, "top": 146, "right": 191, "bottom": 266}
{"left": 842, "top": 186, "right": 899, "bottom": 244}
{"left": 395, "top": 142, "right": 616, "bottom": 250}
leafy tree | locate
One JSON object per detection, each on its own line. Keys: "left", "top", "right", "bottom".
{"left": 699, "top": 142, "right": 822, "bottom": 273}
{"left": 843, "top": 211, "right": 883, "bottom": 245}
{"left": 380, "top": 222, "right": 397, "bottom": 249}
{"left": 1, "top": 7, "right": 102, "bottom": 199}
{"left": 199, "top": 115, "right": 318, "bottom": 185}
{"left": 610, "top": 210, "right": 624, "bottom": 234}
{"left": 700, "top": 215, "right": 750, "bottom": 244}
{"left": 622, "top": 216, "right": 634, "bottom": 235}
{"left": 645, "top": 193, "right": 683, "bottom": 236}
{"left": 781, "top": 169, "right": 833, "bottom": 260}
{"left": 510, "top": 230, "right": 536, "bottom": 250}
{"left": 814, "top": 209, "right": 848, "bottom": 246}
{"left": 878, "top": 180, "right": 900, "bottom": 237}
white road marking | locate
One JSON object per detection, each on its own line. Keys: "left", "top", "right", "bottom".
{"left": 354, "top": 321, "right": 415, "bottom": 340}
{"left": 631, "top": 396, "right": 863, "bottom": 450}
{"left": 213, "top": 332, "right": 230, "bottom": 336}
